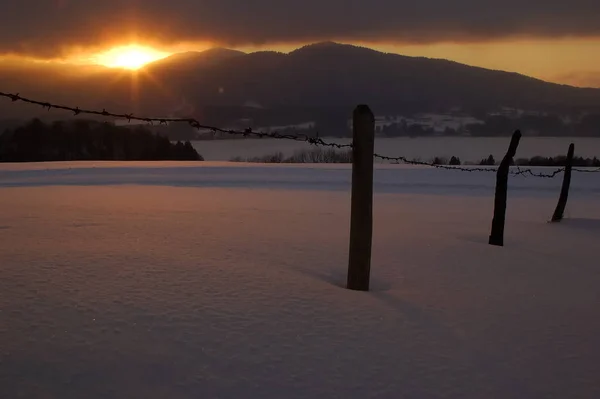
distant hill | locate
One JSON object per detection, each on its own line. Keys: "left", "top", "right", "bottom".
{"left": 1, "top": 42, "right": 600, "bottom": 129}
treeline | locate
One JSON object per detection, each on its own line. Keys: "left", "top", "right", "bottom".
{"left": 230, "top": 148, "right": 600, "bottom": 167}
{"left": 230, "top": 148, "right": 352, "bottom": 163}
{"left": 432, "top": 154, "right": 600, "bottom": 167}
{"left": 514, "top": 155, "right": 600, "bottom": 167}
{"left": 0, "top": 119, "right": 203, "bottom": 162}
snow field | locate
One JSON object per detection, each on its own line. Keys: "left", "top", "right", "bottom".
{"left": 1, "top": 162, "right": 599, "bottom": 398}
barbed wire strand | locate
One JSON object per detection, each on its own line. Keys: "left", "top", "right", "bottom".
{"left": 372, "top": 153, "right": 566, "bottom": 177}
{"left": 573, "top": 167, "right": 600, "bottom": 173}
{"left": 2, "top": 91, "right": 599, "bottom": 178}
{"left": 0, "top": 91, "right": 352, "bottom": 150}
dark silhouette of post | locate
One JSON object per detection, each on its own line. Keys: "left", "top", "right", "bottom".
{"left": 489, "top": 130, "right": 522, "bottom": 247}
{"left": 551, "top": 143, "right": 575, "bottom": 222}
{"left": 347, "top": 105, "right": 375, "bottom": 291}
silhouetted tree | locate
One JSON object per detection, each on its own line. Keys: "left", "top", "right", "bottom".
{"left": 449, "top": 156, "right": 461, "bottom": 165}
{"left": 480, "top": 154, "right": 496, "bottom": 165}
{"left": 432, "top": 156, "right": 447, "bottom": 165}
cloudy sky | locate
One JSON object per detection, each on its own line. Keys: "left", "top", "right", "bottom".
{"left": 1, "top": 0, "right": 599, "bottom": 86}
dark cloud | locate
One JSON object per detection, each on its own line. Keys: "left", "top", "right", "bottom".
{"left": 1, "top": 0, "right": 600, "bottom": 57}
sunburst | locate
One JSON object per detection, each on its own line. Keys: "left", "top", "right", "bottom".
{"left": 93, "top": 45, "right": 170, "bottom": 70}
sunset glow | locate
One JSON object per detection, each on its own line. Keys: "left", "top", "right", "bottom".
{"left": 92, "top": 45, "right": 170, "bottom": 69}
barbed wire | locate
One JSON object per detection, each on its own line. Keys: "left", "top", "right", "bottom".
{"left": 573, "top": 167, "right": 600, "bottom": 173}
{"left": 2, "top": 90, "right": 599, "bottom": 178}
{"left": 0, "top": 91, "right": 352, "bottom": 150}
{"left": 372, "top": 153, "right": 566, "bottom": 178}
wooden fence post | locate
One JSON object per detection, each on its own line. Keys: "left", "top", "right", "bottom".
{"left": 489, "top": 130, "right": 522, "bottom": 247}
{"left": 347, "top": 105, "right": 375, "bottom": 291}
{"left": 551, "top": 143, "right": 575, "bottom": 222}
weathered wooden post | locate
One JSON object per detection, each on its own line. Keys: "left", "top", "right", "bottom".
{"left": 551, "top": 143, "right": 575, "bottom": 222}
{"left": 489, "top": 130, "right": 522, "bottom": 247}
{"left": 347, "top": 105, "right": 375, "bottom": 291}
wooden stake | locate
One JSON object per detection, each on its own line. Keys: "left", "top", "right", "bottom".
{"left": 489, "top": 130, "right": 522, "bottom": 247}
{"left": 347, "top": 105, "right": 375, "bottom": 291}
{"left": 551, "top": 143, "right": 575, "bottom": 222}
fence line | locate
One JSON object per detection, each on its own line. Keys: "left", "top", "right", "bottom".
{"left": 2, "top": 90, "right": 600, "bottom": 178}
{"left": 2, "top": 92, "right": 598, "bottom": 290}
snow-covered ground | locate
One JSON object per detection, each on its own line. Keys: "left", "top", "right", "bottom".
{"left": 1, "top": 162, "right": 600, "bottom": 398}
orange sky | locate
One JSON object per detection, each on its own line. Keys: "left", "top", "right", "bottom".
{"left": 375, "top": 39, "right": 600, "bottom": 88}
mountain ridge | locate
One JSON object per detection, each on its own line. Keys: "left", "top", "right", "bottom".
{"left": 1, "top": 41, "right": 599, "bottom": 125}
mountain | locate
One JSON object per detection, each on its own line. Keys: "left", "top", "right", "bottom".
{"left": 1, "top": 42, "right": 600, "bottom": 125}
{"left": 174, "top": 42, "right": 600, "bottom": 111}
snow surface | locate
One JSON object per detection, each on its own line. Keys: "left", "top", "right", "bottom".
{"left": 1, "top": 161, "right": 600, "bottom": 398}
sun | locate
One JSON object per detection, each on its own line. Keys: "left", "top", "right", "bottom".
{"left": 94, "top": 45, "right": 170, "bottom": 70}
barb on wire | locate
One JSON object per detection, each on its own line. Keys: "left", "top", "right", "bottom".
{"left": 0, "top": 91, "right": 353, "bottom": 150}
